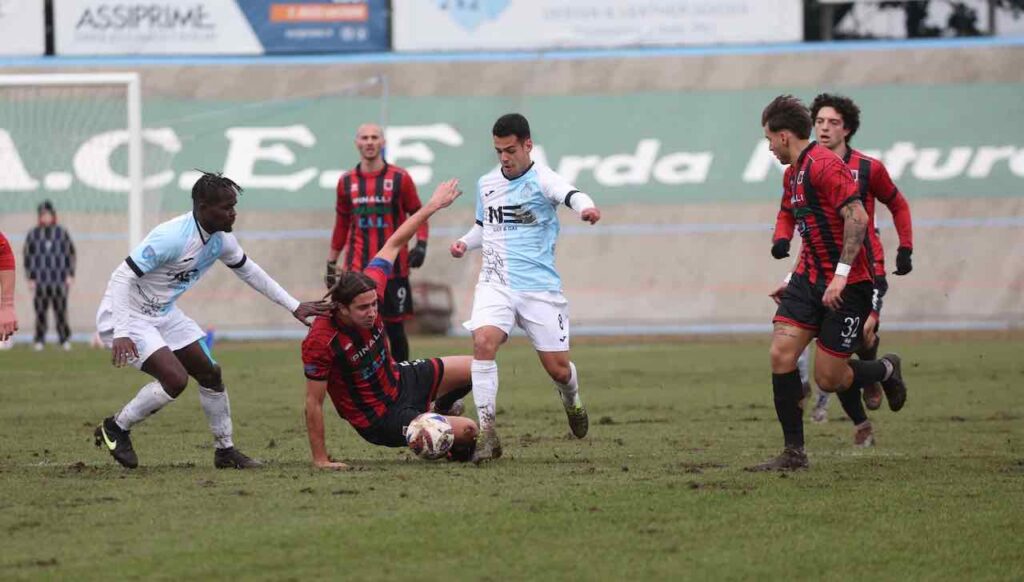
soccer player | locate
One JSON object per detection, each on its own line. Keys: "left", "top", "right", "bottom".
{"left": 0, "top": 230, "right": 17, "bottom": 342}
{"left": 93, "top": 172, "right": 329, "bottom": 469}
{"left": 24, "top": 200, "right": 76, "bottom": 351}
{"left": 325, "top": 123, "right": 428, "bottom": 363}
{"left": 450, "top": 113, "right": 602, "bottom": 464}
{"left": 772, "top": 93, "right": 915, "bottom": 445}
{"left": 752, "top": 95, "right": 908, "bottom": 471}
{"left": 303, "top": 179, "right": 477, "bottom": 469}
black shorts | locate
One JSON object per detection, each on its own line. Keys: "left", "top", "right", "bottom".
{"left": 381, "top": 276, "right": 414, "bottom": 322}
{"left": 774, "top": 273, "right": 874, "bottom": 358}
{"left": 871, "top": 275, "right": 889, "bottom": 317}
{"left": 356, "top": 358, "right": 445, "bottom": 447}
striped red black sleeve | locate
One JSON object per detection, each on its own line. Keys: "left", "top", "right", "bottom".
{"left": 331, "top": 174, "right": 353, "bottom": 253}
{"left": 301, "top": 330, "right": 333, "bottom": 381}
{"left": 774, "top": 191, "right": 796, "bottom": 242}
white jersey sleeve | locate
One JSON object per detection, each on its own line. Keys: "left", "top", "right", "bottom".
{"left": 126, "top": 222, "right": 186, "bottom": 276}
{"left": 217, "top": 233, "right": 247, "bottom": 268}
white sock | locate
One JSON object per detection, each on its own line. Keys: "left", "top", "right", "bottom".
{"left": 471, "top": 359, "right": 498, "bottom": 432}
{"left": 797, "top": 348, "right": 811, "bottom": 386}
{"left": 199, "top": 385, "right": 234, "bottom": 450}
{"left": 555, "top": 362, "right": 580, "bottom": 408}
{"left": 114, "top": 381, "right": 174, "bottom": 431}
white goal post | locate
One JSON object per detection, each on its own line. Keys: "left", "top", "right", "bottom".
{"left": 0, "top": 72, "right": 144, "bottom": 249}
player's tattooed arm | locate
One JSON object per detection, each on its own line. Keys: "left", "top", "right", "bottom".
{"left": 838, "top": 200, "right": 869, "bottom": 267}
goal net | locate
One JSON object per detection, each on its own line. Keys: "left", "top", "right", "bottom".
{"left": 0, "top": 73, "right": 396, "bottom": 343}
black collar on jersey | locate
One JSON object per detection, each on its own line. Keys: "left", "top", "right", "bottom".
{"left": 842, "top": 147, "right": 855, "bottom": 164}
{"left": 501, "top": 161, "right": 535, "bottom": 182}
{"left": 355, "top": 161, "right": 389, "bottom": 178}
{"left": 192, "top": 212, "right": 212, "bottom": 245}
{"left": 795, "top": 141, "right": 817, "bottom": 168}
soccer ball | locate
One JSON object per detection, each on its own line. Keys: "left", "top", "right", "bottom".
{"left": 405, "top": 413, "right": 455, "bottom": 460}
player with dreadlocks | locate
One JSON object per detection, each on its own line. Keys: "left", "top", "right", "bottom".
{"left": 93, "top": 172, "right": 330, "bottom": 469}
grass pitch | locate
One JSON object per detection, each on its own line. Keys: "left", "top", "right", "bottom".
{"left": 1, "top": 334, "right": 1022, "bottom": 580}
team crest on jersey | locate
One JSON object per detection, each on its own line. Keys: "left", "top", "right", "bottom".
{"left": 383, "top": 178, "right": 393, "bottom": 192}
{"left": 850, "top": 169, "right": 859, "bottom": 181}
{"left": 796, "top": 170, "right": 805, "bottom": 185}
{"left": 142, "top": 245, "right": 156, "bottom": 261}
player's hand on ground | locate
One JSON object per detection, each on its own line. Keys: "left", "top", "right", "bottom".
{"left": 450, "top": 241, "right": 467, "bottom": 258}
{"left": 823, "top": 275, "right": 847, "bottom": 310}
{"left": 427, "top": 179, "right": 461, "bottom": 210}
{"left": 894, "top": 246, "right": 913, "bottom": 275}
{"left": 408, "top": 240, "right": 427, "bottom": 268}
{"left": 581, "top": 208, "right": 601, "bottom": 224}
{"left": 314, "top": 458, "right": 351, "bottom": 471}
{"left": 111, "top": 337, "right": 138, "bottom": 367}
{"left": 0, "top": 306, "right": 17, "bottom": 341}
{"left": 769, "top": 284, "right": 787, "bottom": 305}
{"left": 293, "top": 300, "right": 332, "bottom": 326}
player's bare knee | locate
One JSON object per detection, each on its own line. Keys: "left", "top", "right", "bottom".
{"left": 161, "top": 369, "right": 190, "bottom": 397}
{"left": 472, "top": 336, "right": 500, "bottom": 359}
{"left": 545, "top": 360, "right": 571, "bottom": 384}
{"left": 195, "top": 364, "right": 223, "bottom": 390}
{"left": 769, "top": 343, "right": 798, "bottom": 373}
{"left": 814, "top": 369, "right": 843, "bottom": 393}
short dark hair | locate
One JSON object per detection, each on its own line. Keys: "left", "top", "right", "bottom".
{"left": 761, "top": 95, "right": 811, "bottom": 140}
{"left": 327, "top": 271, "right": 377, "bottom": 306}
{"left": 810, "top": 93, "right": 861, "bottom": 145}
{"left": 492, "top": 113, "right": 531, "bottom": 141}
{"left": 192, "top": 171, "right": 242, "bottom": 205}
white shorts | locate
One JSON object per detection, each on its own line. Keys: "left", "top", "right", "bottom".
{"left": 463, "top": 284, "right": 570, "bottom": 352}
{"left": 96, "top": 304, "right": 206, "bottom": 369}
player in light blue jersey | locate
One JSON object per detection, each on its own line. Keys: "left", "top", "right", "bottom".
{"left": 450, "top": 113, "right": 602, "bottom": 463}
{"left": 93, "top": 172, "right": 329, "bottom": 469}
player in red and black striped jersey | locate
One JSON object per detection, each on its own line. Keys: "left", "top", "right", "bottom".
{"left": 0, "top": 231, "right": 18, "bottom": 342}
{"left": 751, "top": 95, "right": 908, "bottom": 472}
{"left": 773, "top": 94, "right": 915, "bottom": 445}
{"left": 304, "top": 178, "right": 478, "bottom": 469}
{"left": 325, "top": 123, "right": 428, "bottom": 363}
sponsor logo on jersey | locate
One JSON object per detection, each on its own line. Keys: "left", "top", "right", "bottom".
{"left": 487, "top": 204, "right": 536, "bottom": 225}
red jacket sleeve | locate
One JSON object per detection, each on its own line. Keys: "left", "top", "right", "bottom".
{"left": 774, "top": 188, "right": 796, "bottom": 242}
{"left": 0, "top": 232, "right": 14, "bottom": 271}
{"left": 400, "top": 172, "right": 427, "bottom": 242}
{"left": 871, "top": 162, "right": 914, "bottom": 249}
{"left": 331, "top": 174, "right": 353, "bottom": 253}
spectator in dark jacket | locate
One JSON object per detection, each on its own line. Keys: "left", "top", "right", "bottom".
{"left": 24, "top": 200, "right": 76, "bottom": 350}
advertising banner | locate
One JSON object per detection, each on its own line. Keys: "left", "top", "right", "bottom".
{"left": 3, "top": 83, "right": 1022, "bottom": 212}
{"left": 0, "top": 0, "right": 46, "bottom": 56}
{"left": 53, "top": 0, "right": 388, "bottom": 55}
{"left": 394, "top": 0, "right": 803, "bottom": 52}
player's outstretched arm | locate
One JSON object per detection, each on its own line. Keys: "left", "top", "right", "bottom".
{"left": 305, "top": 379, "right": 349, "bottom": 470}
{"left": 376, "top": 179, "right": 461, "bottom": 265}
{"left": 224, "top": 241, "right": 330, "bottom": 325}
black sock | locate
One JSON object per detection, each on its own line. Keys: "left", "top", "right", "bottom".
{"left": 848, "top": 358, "right": 888, "bottom": 386}
{"left": 857, "top": 336, "right": 879, "bottom": 361}
{"left": 433, "top": 383, "right": 471, "bottom": 413}
{"left": 772, "top": 370, "right": 805, "bottom": 449}
{"left": 385, "top": 321, "right": 410, "bottom": 363}
{"left": 836, "top": 386, "right": 868, "bottom": 425}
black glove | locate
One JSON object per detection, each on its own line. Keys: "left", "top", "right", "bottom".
{"left": 408, "top": 240, "right": 427, "bottom": 269}
{"left": 771, "top": 238, "right": 791, "bottom": 260}
{"left": 324, "top": 261, "right": 338, "bottom": 289}
{"left": 893, "top": 246, "right": 913, "bottom": 276}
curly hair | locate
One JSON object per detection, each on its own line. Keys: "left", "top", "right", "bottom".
{"left": 810, "top": 93, "right": 861, "bottom": 145}
{"left": 191, "top": 171, "right": 243, "bottom": 205}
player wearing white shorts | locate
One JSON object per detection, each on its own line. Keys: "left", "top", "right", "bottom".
{"left": 450, "top": 113, "right": 602, "bottom": 463}
{"left": 93, "top": 172, "right": 328, "bottom": 469}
